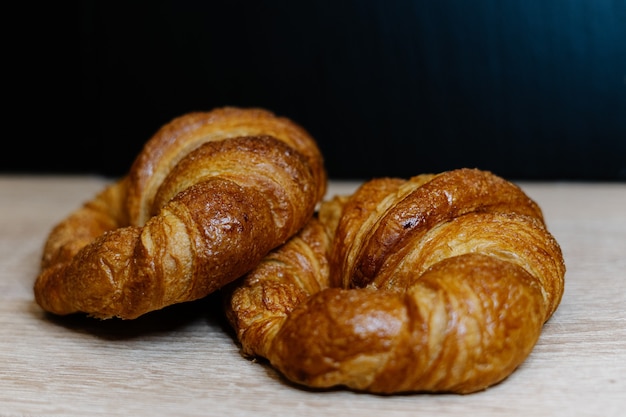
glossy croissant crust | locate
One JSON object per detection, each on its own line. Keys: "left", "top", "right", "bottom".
{"left": 33, "top": 106, "right": 566, "bottom": 394}
{"left": 224, "top": 168, "right": 566, "bottom": 394}
{"left": 34, "top": 107, "right": 326, "bottom": 319}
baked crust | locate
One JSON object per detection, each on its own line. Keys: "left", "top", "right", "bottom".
{"left": 224, "top": 168, "right": 566, "bottom": 394}
{"left": 34, "top": 107, "right": 326, "bottom": 319}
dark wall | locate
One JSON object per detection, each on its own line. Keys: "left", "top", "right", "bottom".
{"left": 9, "top": 1, "right": 626, "bottom": 180}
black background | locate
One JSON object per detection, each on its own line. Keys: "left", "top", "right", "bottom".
{"left": 7, "top": 1, "right": 626, "bottom": 181}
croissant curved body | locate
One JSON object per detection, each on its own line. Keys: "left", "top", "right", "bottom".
{"left": 34, "top": 107, "right": 326, "bottom": 319}
{"left": 224, "top": 168, "right": 566, "bottom": 394}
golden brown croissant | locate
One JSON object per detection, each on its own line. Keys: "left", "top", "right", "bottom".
{"left": 224, "top": 168, "right": 566, "bottom": 394}
{"left": 34, "top": 107, "right": 327, "bottom": 319}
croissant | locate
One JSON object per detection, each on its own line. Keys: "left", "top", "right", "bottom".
{"left": 224, "top": 168, "right": 566, "bottom": 394}
{"left": 34, "top": 107, "right": 327, "bottom": 319}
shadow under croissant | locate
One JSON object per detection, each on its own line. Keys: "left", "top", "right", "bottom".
{"left": 232, "top": 348, "right": 513, "bottom": 396}
{"left": 30, "top": 292, "right": 224, "bottom": 341}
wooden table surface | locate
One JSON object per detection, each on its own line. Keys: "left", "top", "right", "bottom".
{"left": 1, "top": 176, "right": 625, "bottom": 417}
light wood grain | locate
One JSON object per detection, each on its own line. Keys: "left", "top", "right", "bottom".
{"left": 1, "top": 176, "right": 625, "bottom": 417}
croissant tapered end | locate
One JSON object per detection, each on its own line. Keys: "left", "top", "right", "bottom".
{"left": 224, "top": 168, "right": 566, "bottom": 394}
{"left": 224, "top": 217, "right": 332, "bottom": 358}
{"left": 34, "top": 107, "right": 326, "bottom": 319}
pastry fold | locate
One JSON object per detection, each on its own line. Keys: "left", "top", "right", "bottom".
{"left": 224, "top": 168, "right": 566, "bottom": 394}
{"left": 34, "top": 107, "right": 326, "bottom": 319}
